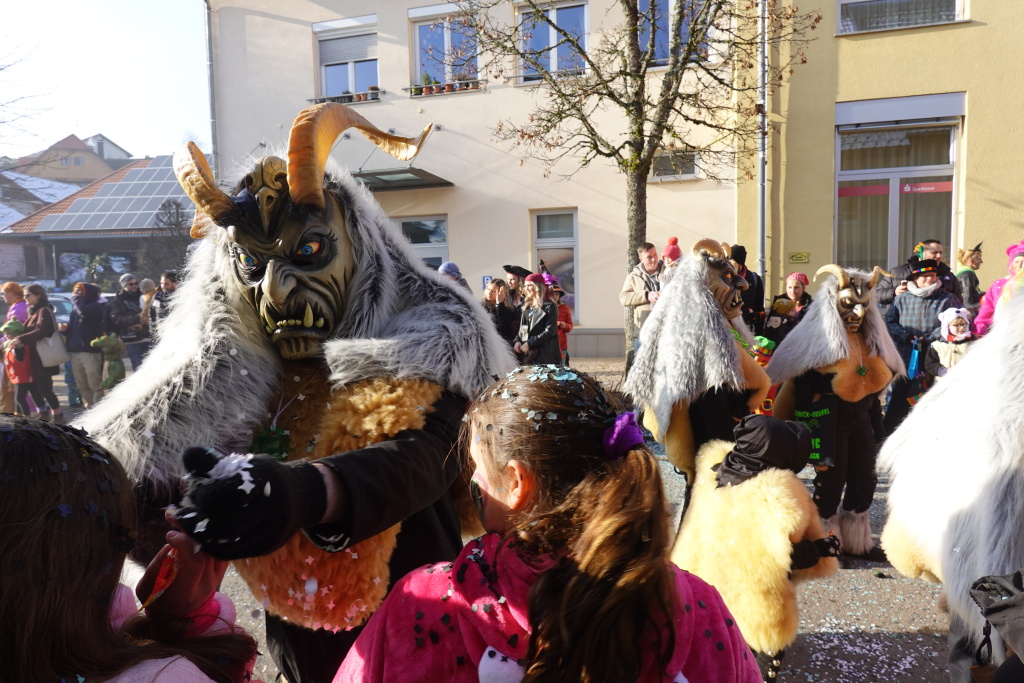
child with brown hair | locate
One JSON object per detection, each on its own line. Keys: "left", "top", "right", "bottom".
{"left": 336, "top": 366, "right": 760, "bottom": 682}
{"left": 0, "top": 415, "right": 259, "bottom": 683}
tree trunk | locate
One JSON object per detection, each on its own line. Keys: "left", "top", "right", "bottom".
{"left": 623, "top": 166, "right": 648, "bottom": 372}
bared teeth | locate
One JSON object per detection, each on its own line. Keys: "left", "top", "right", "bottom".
{"left": 303, "top": 304, "right": 314, "bottom": 328}
{"left": 315, "top": 317, "right": 324, "bottom": 328}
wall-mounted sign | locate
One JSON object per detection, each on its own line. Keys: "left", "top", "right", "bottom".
{"left": 789, "top": 252, "right": 810, "bottom": 264}
{"left": 482, "top": 275, "right": 493, "bottom": 289}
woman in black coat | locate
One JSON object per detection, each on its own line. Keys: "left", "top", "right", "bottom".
{"left": 10, "top": 284, "right": 62, "bottom": 420}
{"left": 513, "top": 274, "right": 561, "bottom": 365}
{"left": 482, "top": 278, "right": 518, "bottom": 345}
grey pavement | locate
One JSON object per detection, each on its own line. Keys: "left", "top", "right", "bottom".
{"left": 55, "top": 358, "right": 951, "bottom": 682}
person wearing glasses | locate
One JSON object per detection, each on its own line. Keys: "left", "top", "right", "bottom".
{"left": 109, "top": 273, "right": 151, "bottom": 371}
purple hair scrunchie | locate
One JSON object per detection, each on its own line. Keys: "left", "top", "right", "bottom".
{"left": 602, "top": 412, "right": 645, "bottom": 461}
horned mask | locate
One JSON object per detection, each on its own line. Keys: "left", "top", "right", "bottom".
{"left": 173, "top": 104, "right": 433, "bottom": 360}
{"left": 693, "top": 239, "right": 748, "bottom": 320}
{"left": 815, "top": 264, "right": 888, "bottom": 333}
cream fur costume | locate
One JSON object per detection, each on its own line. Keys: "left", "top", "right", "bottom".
{"left": 76, "top": 114, "right": 514, "bottom": 630}
{"left": 672, "top": 440, "right": 838, "bottom": 653}
{"left": 879, "top": 287, "right": 1024, "bottom": 654}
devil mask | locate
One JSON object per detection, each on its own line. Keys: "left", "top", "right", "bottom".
{"left": 173, "top": 104, "right": 432, "bottom": 360}
{"left": 815, "top": 264, "right": 887, "bottom": 333}
{"left": 692, "top": 239, "right": 748, "bottom": 320}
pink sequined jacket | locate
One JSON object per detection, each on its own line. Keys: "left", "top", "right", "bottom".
{"left": 336, "top": 533, "right": 761, "bottom": 683}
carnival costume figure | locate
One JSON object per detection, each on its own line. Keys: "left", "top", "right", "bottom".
{"left": 625, "top": 239, "right": 771, "bottom": 484}
{"left": 954, "top": 242, "right": 984, "bottom": 314}
{"left": 767, "top": 265, "right": 903, "bottom": 555}
{"left": 76, "top": 103, "right": 513, "bottom": 683}
{"left": 878, "top": 288, "right": 1024, "bottom": 681}
{"left": 672, "top": 414, "right": 839, "bottom": 679}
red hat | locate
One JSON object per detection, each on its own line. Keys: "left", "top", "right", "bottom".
{"left": 662, "top": 236, "right": 682, "bottom": 261}
{"left": 524, "top": 273, "right": 546, "bottom": 286}
{"left": 786, "top": 272, "right": 809, "bottom": 286}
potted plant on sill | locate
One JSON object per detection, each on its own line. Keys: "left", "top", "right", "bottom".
{"left": 340, "top": 91, "right": 353, "bottom": 103}
{"left": 367, "top": 85, "right": 380, "bottom": 101}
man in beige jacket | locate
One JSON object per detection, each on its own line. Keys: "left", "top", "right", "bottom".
{"left": 619, "top": 242, "right": 664, "bottom": 332}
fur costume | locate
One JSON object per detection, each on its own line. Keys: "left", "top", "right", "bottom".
{"left": 78, "top": 105, "right": 512, "bottom": 635}
{"left": 625, "top": 240, "right": 770, "bottom": 480}
{"left": 768, "top": 267, "right": 903, "bottom": 554}
{"left": 89, "top": 333, "right": 126, "bottom": 390}
{"left": 878, "top": 288, "right": 1024, "bottom": 661}
{"left": 671, "top": 440, "right": 838, "bottom": 654}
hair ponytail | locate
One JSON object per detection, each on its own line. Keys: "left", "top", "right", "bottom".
{"left": 519, "top": 447, "right": 675, "bottom": 682}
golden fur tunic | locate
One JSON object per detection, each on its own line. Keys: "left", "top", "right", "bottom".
{"left": 671, "top": 440, "right": 838, "bottom": 653}
{"left": 233, "top": 364, "right": 476, "bottom": 630}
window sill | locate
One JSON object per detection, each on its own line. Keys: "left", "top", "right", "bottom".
{"left": 402, "top": 80, "right": 487, "bottom": 97}
{"left": 835, "top": 18, "right": 970, "bottom": 37}
{"left": 648, "top": 174, "right": 700, "bottom": 183}
{"left": 308, "top": 92, "right": 384, "bottom": 105}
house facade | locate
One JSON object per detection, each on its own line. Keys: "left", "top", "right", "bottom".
{"left": 736, "top": 0, "right": 1024, "bottom": 294}
{"left": 206, "top": 0, "right": 740, "bottom": 357}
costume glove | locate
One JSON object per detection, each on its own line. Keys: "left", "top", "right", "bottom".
{"left": 172, "top": 447, "right": 328, "bottom": 560}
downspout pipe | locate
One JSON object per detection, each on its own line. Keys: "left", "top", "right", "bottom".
{"left": 757, "top": 0, "right": 768, "bottom": 282}
{"left": 204, "top": 0, "right": 219, "bottom": 180}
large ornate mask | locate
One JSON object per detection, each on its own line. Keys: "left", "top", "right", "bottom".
{"left": 815, "top": 264, "right": 887, "bottom": 333}
{"left": 174, "top": 104, "right": 432, "bottom": 360}
{"left": 693, "top": 239, "right": 748, "bottom": 320}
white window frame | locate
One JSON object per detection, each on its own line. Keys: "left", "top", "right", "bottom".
{"left": 641, "top": 0, "right": 718, "bottom": 68}
{"left": 314, "top": 15, "right": 379, "bottom": 98}
{"left": 411, "top": 12, "right": 479, "bottom": 86}
{"left": 834, "top": 119, "right": 960, "bottom": 268}
{"left": 397, "top": 214, "right": 449, "bottom": 268}
{"left": 533, "top": 208, "right": 579, "bottom": 322}
{"left": 648, "top": 148, "right": 700, "bottom": 182}
{"left": 517, "top": 1, "right": 589, "bottom": 83}
{"left": 837, "top": 0, "right": 965, "bottom": 36}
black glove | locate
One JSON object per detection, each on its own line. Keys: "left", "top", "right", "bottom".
{"left": 172, "top": 447, "right": 328, "bottom": 560}
{"left": 790, "top": 535, "right": 841, "bottom": 570}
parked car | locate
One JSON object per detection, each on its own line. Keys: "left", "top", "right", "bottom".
{"left": 49, "top": 293, "right": 74, "bottom": 327}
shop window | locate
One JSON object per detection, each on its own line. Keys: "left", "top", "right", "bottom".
{"left": 399, "top": 215, "right": 448, "bottom": 269}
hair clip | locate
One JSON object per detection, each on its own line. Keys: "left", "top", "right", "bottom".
{"left": 602, "top": 413, "right": 644, "bottom": 461}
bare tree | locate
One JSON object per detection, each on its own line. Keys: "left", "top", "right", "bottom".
{"left": 0, "top": 46, "right": 50, "bottom": 153}
{"left": 444, "top": 0, "right": 821, "bottom": 360}
{"left": 137, "top": 199, "right": 195, "bottom": 277}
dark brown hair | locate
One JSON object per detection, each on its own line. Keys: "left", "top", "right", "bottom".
{"left": 467, "top": 367, "right": 676, "bottom": 682}
{"left": 0, "top": 416, "right": 256, "bottom": 683}
{"left": 25, "top": 284, "right": 50, "bottom": 311}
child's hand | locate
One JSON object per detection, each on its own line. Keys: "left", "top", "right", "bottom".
{"left": 137, "top": 529, "right": 228, "bottom": 618}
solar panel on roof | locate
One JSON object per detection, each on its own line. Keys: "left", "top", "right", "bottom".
{"left": 95, "top": 185, "right": 113, "bottom": 197}
{"left": 36, "top": 215, "right": 61, "bottom": 232}
{"left": 83, "top": 214, "right": 104, "bottom": 230}
{"left": 124, "top": 169, "right": 144, "bottom": 182}
{"left": 99, "top": 213, "right": 124, "bottom": 229}
{"left": 66, "top": 215, "right": 90, "bottom": 230}
{"left": 114, "top": 213, "right": 135, "bottom": 229}
{"left": 67, "top": 198, "right": 90, "bottom": 213}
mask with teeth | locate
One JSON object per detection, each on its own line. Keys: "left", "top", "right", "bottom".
{"left": 173, "top": 104, "right": 433, "bottom": 360}
{"left": 691, "top": 239, "right": 749, "bottom": 320}
{"left": 815, "top": 264, "right": 887, "bottom": 333}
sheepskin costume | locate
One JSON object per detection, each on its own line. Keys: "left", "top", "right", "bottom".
{"left": 625, "top": 241, "right": 770, "bottom": 481}
{"left": 878, "top": 287, "right": 1024, "bottom": 661}
{"left": 77, "top": 114, "right": 513, "bottom": 629}
{"left": 767, "top": 268, "right": 903, "bottom": 554}
{"left": 671, "top": 439, "right": 838, "bottom": 654}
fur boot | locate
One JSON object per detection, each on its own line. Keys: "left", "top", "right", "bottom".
{"left": 838, "top": 509, "right": 873, "bottom": 556}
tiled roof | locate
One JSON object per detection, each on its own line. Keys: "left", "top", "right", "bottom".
{"left": 49, "top": 134, "right": 92, "bottom": 151}
{"left": 4, "top": 159, "right": 153, "bottom": 235}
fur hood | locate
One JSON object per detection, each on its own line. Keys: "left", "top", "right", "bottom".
{"left": 79, "top": 165, "right": 513, "bottom": 488}
{"left": 879, "top": 288, "right": 1024, "bottom": 649}
{"left": 624, "top": 255, "right": 748, "bottom": 442}
{"left": 767, "top": 271, "right": 904, "bottom": 385}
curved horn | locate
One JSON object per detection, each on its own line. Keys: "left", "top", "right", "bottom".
{"left": 868, "top": 265, "right": 892, "bottom": 289}
{"left": 721, "top": 242, "right": 732, "bottom": 259}
{"left": 287, "top": 103, "right": 435, "bottom": 208}
{"left": 691, "top": 238, "right": 726, "bottom": 260}
{"left": 814, "top": 264, "right": 851, "bottom": 289}
{"left": 173, "top": 141, "right": 236, "bottom": 234}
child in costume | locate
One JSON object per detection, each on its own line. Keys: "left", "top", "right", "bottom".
{"left": 1, "top": 319, "right": 33, "bottom": 415}
{"left": 551, "top": 283, "right": 573, "bottom": 364}
{"left": 924, "top": 307, "right": 973, "bottom": 380}
{"left": 767, "top": 265, "right": 904, "bottom": 555}
{"left": 974, "top": 239, "right": 1024, "bottom": 336}
{"left": 336, "top": 366, "right": 761, "bottom": 683}
{"left": 0, "top": 415, "right": 259, "bottom": 682}
{"left": 90, "top": 332, "right": 127, "bottom": 390}
{"left": 672, "top": 414, "right": 839, "bottom": 679}
{"left": 762, "top": 272, "right": 813, "bottom": 345}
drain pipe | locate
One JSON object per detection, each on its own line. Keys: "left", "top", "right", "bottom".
{"left": 204, "top": 0, "right": 219, "bottom": 179}
{"left": 756, "top": 0, "right": 768, "bottom": 282}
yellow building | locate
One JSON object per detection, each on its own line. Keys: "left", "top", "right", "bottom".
{"left": 738, "top": 0, "right": 1024, "bottom": 297}
{"left": 205, "top": 0, "right": 740, "bottom": 357}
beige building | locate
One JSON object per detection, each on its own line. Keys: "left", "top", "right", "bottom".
{"left": 13, "top": 135, "right": 118, "bottom": 185}
{"left": 205, "top": 0, "right": 740, "bottom": 357}
{"left": 738, "top": 0, "right": 1024, "bottom": 297}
